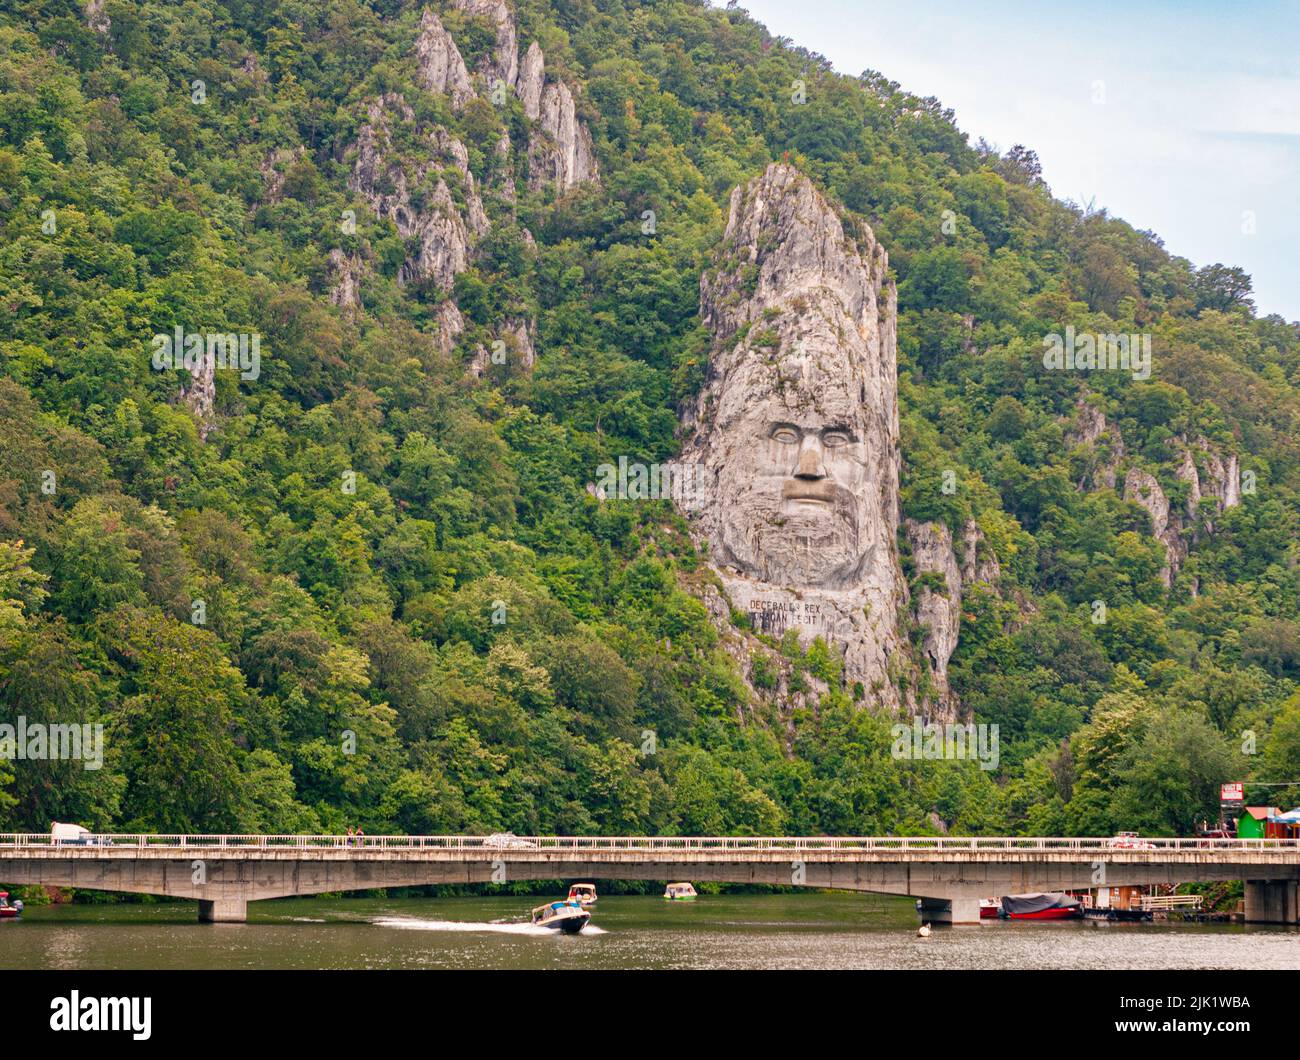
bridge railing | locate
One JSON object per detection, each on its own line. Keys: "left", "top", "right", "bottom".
{"left": 1, "top": 834, "right": 1299, "bottom": 853}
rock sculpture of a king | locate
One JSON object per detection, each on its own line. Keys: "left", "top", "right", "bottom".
{"left": 675, "top": 163, "right": 909, "bottom": 708}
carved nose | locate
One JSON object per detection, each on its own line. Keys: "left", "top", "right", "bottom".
{"left": 795, "top": 442, "right": 825, "bottom": 479}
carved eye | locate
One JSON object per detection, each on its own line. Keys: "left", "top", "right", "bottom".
{"left": 822, "top": 430, "right": 851, "bottom": 449}
{"left": 771, "top": 426, "right": 799, "bottom": 444}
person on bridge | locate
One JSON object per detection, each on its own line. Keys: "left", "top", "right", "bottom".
{"left": 347, "top": 827, "right": 355, "bottom": 848}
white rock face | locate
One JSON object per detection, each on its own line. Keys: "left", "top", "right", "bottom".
{"left": 346, "top": 95, "right": 487, "bottom": 292}
{"left": 516, "top": 41, "right": 545, "bottom": 120}
{"left": 180, "top": 357, "right": 217, "bottom": 441}
{"left": 905, "top": 517, "right": 998, "bottom": 717}
{"left": 1124, "top": 468, "right": 1180, "bottom": 586}
{"left": 677, "top": 163, "right": 908, "bottom": 710}
{"left": 328, "top": 249, "right": 364, "bottom": 315}
{"left": 905, "top": 519, "right": 962, "bottom": 711}
{"left": 415, "top": 8, "right": 475, "bottom": 109}
{"left": 528, "top": 79, "right": 599, "bottom": 191}
{"left": 960, "top": 518, "right": 1000, "bottom": 585}
{"left": 1064, "top": 398, "right": 1124, "bottom": 490}
{"left": 452, "top": 0, "right": 518, "bottom": 90}
{"left": 1124, "top": 435, "right": 1242, "bottom": 586}
{"left": 84, "top": 0, "right": 109, "bottom": 34}
{"left": 434, "top": 300, "right": 465, "bottom": 358}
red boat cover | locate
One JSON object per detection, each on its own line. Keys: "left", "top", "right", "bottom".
{"left": 999, "top": 892, "right": 1082, "bottom": 915}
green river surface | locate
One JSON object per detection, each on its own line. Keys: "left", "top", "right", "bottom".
{"left": 2, "top": 893, "right": 1298, "bottom": 970}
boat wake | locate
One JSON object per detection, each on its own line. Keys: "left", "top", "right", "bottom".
{"left": 372, "top": 916, "right": 605, "bottom": 936}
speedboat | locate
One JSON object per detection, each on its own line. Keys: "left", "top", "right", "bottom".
{"left": 531, "top": 899, "right": 590, "bottom": 934}
{"left": 0, "top": 892, "right": 23, "bottom": 918}
{"left": 979, "top": 898, "right": 1001, "bottom": 919}
{"left": 567, "top": 883, "right": 597, "bottom": 906}
{"left": 663, "top": 882, "right": 697, "bottom": 901}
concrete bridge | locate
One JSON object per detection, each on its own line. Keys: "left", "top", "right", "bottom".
{"left": 2, "top": 833, "right": 1298, "bottom": 924}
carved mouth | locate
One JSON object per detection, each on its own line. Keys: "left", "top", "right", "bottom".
{"left": 782, "top": 480, "right": 838, "bottom": 504}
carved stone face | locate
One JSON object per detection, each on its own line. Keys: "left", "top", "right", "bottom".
{"left": 714, "top": 365, "right": 872, "bottom": 588}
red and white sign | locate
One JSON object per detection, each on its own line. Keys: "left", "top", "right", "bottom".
{"left": 1220, "top": 783, "right": 1244, "bottom": 803}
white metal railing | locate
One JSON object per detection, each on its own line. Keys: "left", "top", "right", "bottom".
{"left": 1, "top": 834, "right": 1298, "bottom": 854}
{"left": 1141, "top": 894, "right": 1205, "bottom": 910}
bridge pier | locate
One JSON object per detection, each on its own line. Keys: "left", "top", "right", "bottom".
{"left": 917, "top": 896, "right": 981, "bottom": 925}
{"left": 198, "top": 898, "right": 248, "bottom": 924}
{"left": 1244, "top": 880, "right": 1300, "bottom": 924}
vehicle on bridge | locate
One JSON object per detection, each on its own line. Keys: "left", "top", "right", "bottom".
{"left": 1107, "top": 832, "right": 1156, "bottom": 850}
{"left": 531, "top": 899, "right": 590, "bottom": 933}
{"left": 567, "top": 883, "right": 597, "bottom": 905}
{"left": 482, "top": 832, "right": 537, "bottom": 850}
{"left": 50, "top": 822, "right": 110, "bottom": 847}
{"left": 664, "top": 882, "right": 697, "bottom": 901}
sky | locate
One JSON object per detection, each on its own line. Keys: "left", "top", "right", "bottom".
{"left": 733, "top": 0, "right": 1300, "bottom": 321}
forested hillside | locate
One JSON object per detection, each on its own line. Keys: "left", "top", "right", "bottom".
{"left": 1, "top": 0, "right": 1298, "bottom": 842}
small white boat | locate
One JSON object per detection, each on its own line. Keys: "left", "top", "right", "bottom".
{"left": 663, "top": 882, "right": 697, "bottom": 901}
{"left": 567, "top": 883, "right": 597, "bottom": 905}
{"left": 531, "top": 899, "right": 590, "bottom": 934}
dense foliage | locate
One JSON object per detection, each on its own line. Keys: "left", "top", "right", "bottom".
{"left": 1, "top": 0, "right": 1298, "bottom": 842}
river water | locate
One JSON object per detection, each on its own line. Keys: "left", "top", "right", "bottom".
{"left": 2, "top": 894, "right": 1297, "bottom": 970}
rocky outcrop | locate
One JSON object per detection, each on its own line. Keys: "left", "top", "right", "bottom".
{"left": 85, "top": 0, "right": 109, "bottom": 34}
{"left": 415, "top": 8, "right": 474, "bottom": 109}
{"left": 1124, "top": 435, "right": 1241, "bottom": 586}
{"left": 906, "top": 520, "right": 962, "bottom": 711}
{"left": 959, "top": 518, "right": 1000, "bottom": 585}
{"left": 452, "top": 0, "right": 518, "bottom": 90}
{"left": 180, "top": 359, "right": 217, "bottom": 441}
{"left": 346, "top": 95, "right": 487, "bottom": 292}
{"left": 676, "top": 163, "right": 910, "bottom": 712}
{"left": 528, "top": 79, "right": 599, "bottom": 191}
{"left": 905, "top": 517, "right": 998, "bottom": 716}
{"left": 434, "top": 300, "right": 465, "bottom": 358}
{"left": 328, "top": 249, "right": 364, "bottom": 315}
{"left": 516, "top": 41, "right": 545, "bottom": 120}
{"left": 1124, "top": 468, "right": 1180, "bottom": 586}
{"left": 1065, "top": 398, "right": 1124, "bottom": 490}
{"left": 466, "top": 317, "right": 536, "bottom": 377}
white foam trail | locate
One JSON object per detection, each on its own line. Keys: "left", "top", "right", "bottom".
{"left": 372, "top": 916, "right": 604, "bottom": 936}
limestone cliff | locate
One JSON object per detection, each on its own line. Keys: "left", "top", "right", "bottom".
{"left": 527, "top": 77, "right": 599, "bottom": 190}
{"left": 904, "top": 517, "right": 999, "bottom": 715}
{"left": 1064, "top": 398, "right": 1124, "bottom": 491}
{"left": 677, "top": 163, "right": 911, "bottom": 712}
{"left": 1124, "top": 435, "right": 1241, "bottom": 587}
{"left": 415, "top": 8, "right": 474, "bottom": 109}
{"left": 345, "top": 94, "right": 487, "bottom": 292}
{"left": 451, "top": 0, "right": 519, "bottom": 90}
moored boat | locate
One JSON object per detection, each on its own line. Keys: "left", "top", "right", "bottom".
{"left": 531, "top": 899, "right": 590, "bottom": 934}
{"left": 979, "top": 898, "right": 1001, "bottom": 919}
{"left": 567, "top": 883, "right": 597, "bottom": 906}
{"left": 0, "top": 892, "right": 22, "bottom": 918}
{"left": 663, "top": 882, "right": 697, "bottom": 901}
{"left": 1000, "top": 892, "right": 1083, "bottom": 920}
{"left": 1083, "top": 906, "right": 1153, "bottom": 922}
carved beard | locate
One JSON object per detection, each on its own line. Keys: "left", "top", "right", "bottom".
{"left": 721, "top": 485, "right": 869, "bottom": 588}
